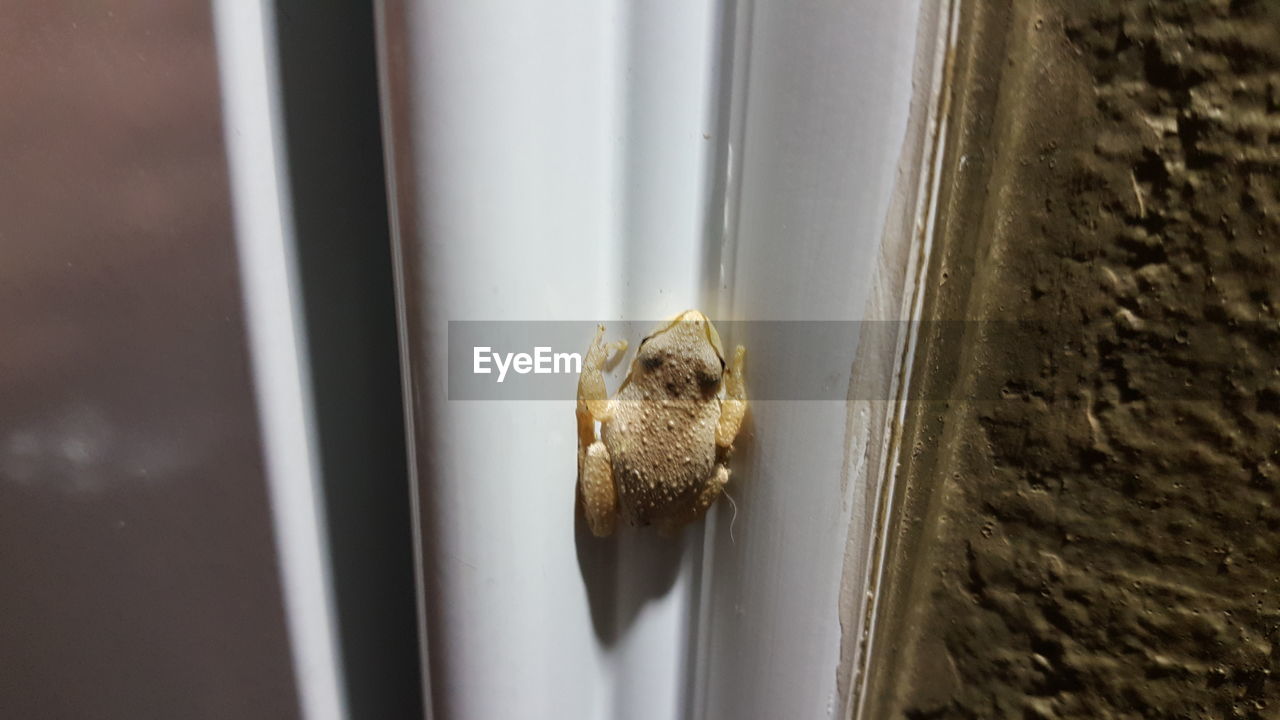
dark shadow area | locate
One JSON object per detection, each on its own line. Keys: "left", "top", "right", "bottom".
{"left": 574, "top": 488, "right": 621, "bottom": 642}
{"left": 273, "top": 3, "right": 423, "bottom": 718}
{"left": 574, "top": 493, "right": 687, "bottom": 646}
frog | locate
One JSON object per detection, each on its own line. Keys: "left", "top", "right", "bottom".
{"left": 576, "top": 309, "right": 747, "bottom": 537}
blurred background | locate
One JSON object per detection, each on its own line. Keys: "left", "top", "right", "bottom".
{"left": 0, "top": 2, "right": 419, "bottom": 718}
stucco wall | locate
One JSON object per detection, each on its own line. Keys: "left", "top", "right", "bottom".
{"left": 865, "top": 2, "right": 1280, "bottom": 718}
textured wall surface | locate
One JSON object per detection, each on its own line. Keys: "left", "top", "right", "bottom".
{"left": 865, "top": 1, "right": 1280, "bottom": 718}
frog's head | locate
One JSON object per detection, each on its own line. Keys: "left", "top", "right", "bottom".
{"left": 640, "top": 310, "right": 725, "bottom": 358}
{"left": 634, "top": 310, "right": 726, "bottom": 395}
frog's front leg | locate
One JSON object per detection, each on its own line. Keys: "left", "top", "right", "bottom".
{"left": 716, "top": 345, "right": 747, "bottom": 448}
{"left": 577, "top": 325, "right": 626, "bottom": 426}
{"left": 576, "top": 324, "right": 627, "bottom": 537}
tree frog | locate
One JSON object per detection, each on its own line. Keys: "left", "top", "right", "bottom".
{"left": 576, "top": 310, "right": 747, "bottom": 537}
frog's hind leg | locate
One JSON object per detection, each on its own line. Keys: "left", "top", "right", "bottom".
{"left": 656, "top": 465, "right": 730, "bottom": 537}
{"left": 580, "top": 441, "right": 618, "bottom": 537}
{"left": 697, "top": 464, "right": 731, "bottom": 521}
{"left": 576, "top": 325, "right": 626, "bottom": 538}
{"left": 716, "top": 345, "right": 747, "bottom": 448}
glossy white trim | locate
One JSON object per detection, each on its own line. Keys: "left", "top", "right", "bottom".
{"left": 377, "top": 0, "right": 937, "bottom": 717}
{"left": 212, "top": 3, "right": 347, "bottom": 719}
{"left": 694, "top": 2, "right": 927, "bottom": 717}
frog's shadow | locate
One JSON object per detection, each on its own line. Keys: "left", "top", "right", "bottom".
{"left": 573, "top": 497, "right": 688, "bottom": 646}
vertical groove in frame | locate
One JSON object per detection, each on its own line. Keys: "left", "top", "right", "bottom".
{"left": 708, "top": 0, "right": 755, "bottom": 321}
{"left": 211, "top": 1, "right": 348, "bottom": 719}
{"left": 699, "top": 1, "right": 929, "bottom": 715}
{"left": 689, "top": 1, "right": 753, "bottom": 718}
{"left": 272, "top": 1, "right": 423, "bottom": 716}
{"left": 609, "top": 3, "right": 726, "bottom": 717}
{"left": 372, "top": 2, "right": 434, "bottom": 718}
{"left": 844, "top": 2, "right": 960, "bottom": 719}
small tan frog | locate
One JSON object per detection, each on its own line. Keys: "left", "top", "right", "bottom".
{"left": 576, "top": 310, "right": 747, "bottom": 537}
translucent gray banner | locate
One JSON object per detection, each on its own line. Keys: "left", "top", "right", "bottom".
{"left": 446, "top": 320, "right": 1265, "bottom": 401}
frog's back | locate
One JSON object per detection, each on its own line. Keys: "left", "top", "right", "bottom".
{"left": 601, "top": 380, "right": 720, "bottom": 527}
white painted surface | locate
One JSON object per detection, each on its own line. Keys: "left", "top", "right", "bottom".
{"left": 696, "top": 2, "right": 925, "bottom": 718}
{"left": 378, "top": 0, "right": 929, "bottom": 718}
{"left": 377, "top": 1, "right": 722, "bottom": 718}
{"left": 212, "top": 3, "right": 347, "bottom": 720}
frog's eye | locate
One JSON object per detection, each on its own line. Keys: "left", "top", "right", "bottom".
{"left": 697, "top": 369, "right": 722, "bottom": 392}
